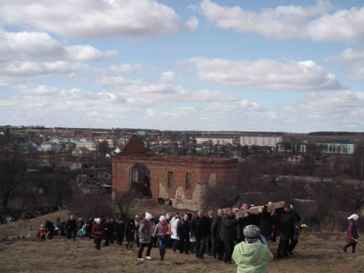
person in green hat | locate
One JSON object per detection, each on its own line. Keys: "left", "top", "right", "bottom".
{"left": 232, "top": 225, "right": 273, "bottom": 273}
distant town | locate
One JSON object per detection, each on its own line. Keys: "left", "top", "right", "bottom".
{"left": 1, "top": 125, "right": 364, "bottom": 222}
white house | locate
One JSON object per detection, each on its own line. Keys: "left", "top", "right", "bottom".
{"left": 195, "top": 137, "right": 234, "bottom": 145}
{"left": 240, "top": 135, "right": 282, "bottom": 148}
{"left": 317, "top": 142, "right": 355, "bottom": 155}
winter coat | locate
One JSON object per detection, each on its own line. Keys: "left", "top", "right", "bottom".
{"left": 236, "top": 216, "right": 249, "bottom": 242}
{"left": 154, "top": 221, "right": 171, "bottom": 237}
{"left": 139, "top": 219, "right": 154, "bottom": 244}
{"left": 177, "top": 220, "right": 190, "bottom": 240}
{"left": 126, "top": 220, "right": 136, "bottom": 241}
{"left": 115, "top": 220, "right": 125, "bottom": 235}
{"left": 347, "top": 220, "right": 359, "bottom": 242}
{"left": 220, "top": 216, "right": 236, "bottom": 243}
{"left": 278, "top": 212, "right": 294, "bottom": 238}
{"left": 92, "top": 223, "right": 104, "bottom": 240}
{"left": 232, "top": 241, "right": 273, "bottom": 273}
{"left": 211, "top": 216, "right": 222, "bottom": 241}
{"left": 66, "top": 219, "right": 77, "bottom": 231}
{"left": 259, "top": 211, "right": 272, "bottom": 238}
{"left": 195, "top": 216, "right": 211, "bottom": 240}
{"left": 170, "top": 217, "right": 180, "bottom": 240}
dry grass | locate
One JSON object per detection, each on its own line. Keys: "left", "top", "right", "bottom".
{"left": 0, "top": 211, "right": 70, "bottom": 241}
{"left": 0, "top": 232, "right": 363, "bottom": 273}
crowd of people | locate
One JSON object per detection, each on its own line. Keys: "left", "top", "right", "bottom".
{"left": 36, "top": 203, "right": 360, "bottom": 273}
{"left": 37, "top": 203, "right": 301, "bottom": 258}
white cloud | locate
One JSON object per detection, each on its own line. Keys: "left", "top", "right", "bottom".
{"left": 0, "top": 0, "right": 197, "bottom": 38}
{"left": 239, "top": 100, "right": 260, "bottom": 110}
{"left": 1, "top": 61, "right": 78, "bottom": 77}
{"left": 110, "top": 64, "right": 143, "bottom": 74}
{"left": 0, "top": 30, "right": 115, "bottom": 79}
{"left": 278, "top": 91, "right": 364, "bottom": 131}
{"left": 1, "top": 81, "right": 364, "bottom": 131}
{"left": 190, "top": 57, "right": 342, "bottom": 91}
{"left": 0, "top": 64, "right": 265, "bottom": 128}
{"left": 66, "top": 45, "right": 117, "bottom": 62}
{"left": 340, "top": 48, "right": 364, "bottom": 80}
{"left": 185, "top": 16, "right": 199, "bottom": 32}
{"left": 0, "top": 31, "right": 116, "bottom": 62}
{"left": 160, "top": 71, "right": 176, "bottom": 83}
{"left": 201, "top": 0, "right": 364, "bottom": 41}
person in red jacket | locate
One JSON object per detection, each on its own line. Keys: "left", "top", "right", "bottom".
{"left": 92, "top": 218, "right": 104, "bottom": 250}
{"left": 344, "top": 213, "right": 360, "bottom": 253}
{"left": 37, "top": 224, "right": 47, "bottom": 241}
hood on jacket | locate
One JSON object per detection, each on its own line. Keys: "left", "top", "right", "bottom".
{"left": 232, "top": 241, "right": 273, "bottom": 273}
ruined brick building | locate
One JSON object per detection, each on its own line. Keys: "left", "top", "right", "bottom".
{"left": 112, "top": 136, "right": 239, "bottom": 210}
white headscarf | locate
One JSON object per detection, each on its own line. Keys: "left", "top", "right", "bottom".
{"left": 145, "top": 212, "right": 153, "bottom": 221}
{"left": 348, "top": 214, "right": 359, "bottom": 221}
{"left": 94, "top": 218, "right": 101, "bottom": 224}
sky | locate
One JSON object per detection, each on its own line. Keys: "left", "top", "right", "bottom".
{"left": 0, "top": 0, "right": 364, "bottom": 132}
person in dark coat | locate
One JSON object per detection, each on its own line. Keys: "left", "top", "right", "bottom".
{"left": 45, "top": 220, "right": 55, "bottom": 239}
{"left": 211, "top": 209, "right": 224, "bottom": 260}
{"left": 126, "top": 218, "right": 136, "bottom": 249}
{"left": 92, "top": 218, "right": 104, "bottom": 250}
{"left": 220, "top": 208, "right": 236, "bottom": 263}
{"left": 270, "top": 209, "right": 279, "bottom": 242}
{"left": 177, "top": 214, "right": 190, "bottom": 254}
{"left": 134, "top": 215, "right": 141, "bottom": 248}
{"left": 66, "top": 215, "right": 77, "bottom": 240}
{"left": 259, "top": 206, "right": 273, "bottom": 241}
{"left": 277, "top": 205, "right": 295, "bottom": 258}
{"left": 206, "top": 211, "right": 214, "bottom": 256}
{"left": 288, "top": 205, "right": 301, "bottom": 254}
{"left": 104, "top": 218, "right": 115, "bottom": 246}
{"left": 115, "top": 217, "right": 126, "bottom": 246}
{"left": 344, "top": 214, "right": 360, "bottom": 253}
{"left": 137, "top": 212, "right": 155, "bottom": 261}
{"left": 236, "top": 211, "right": 249, "bottom": 243}
{"left": 55, "top": 218, "right": 62, "bottom": 236}
{"left": 86, "top": 218, "right": 93, "bottom": 238}
{"left": 189, "top": 213, "right": 197, "bottom": 254}
{"left": 195, "top": 211, "right": 211, "bottom": 259}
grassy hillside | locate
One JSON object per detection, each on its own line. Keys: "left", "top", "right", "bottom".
{"left": 0, "top": 232, "right": 363, "bottom": 273}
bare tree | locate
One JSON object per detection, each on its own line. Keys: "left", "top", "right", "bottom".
{"left": 68, "top": 189, "right": 113, "bottom": 219}
{"left": 0, "top": 156, "right": 26, "bottom": 212}
{"left": 113, "top": 191, "right": 138, "bottom": 218}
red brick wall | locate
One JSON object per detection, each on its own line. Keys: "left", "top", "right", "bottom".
{"left": 112, "top": 155, "right": 239, "bottom": 209}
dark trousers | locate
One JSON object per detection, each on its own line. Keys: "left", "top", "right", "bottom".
{"left": 212, "top": 238, "right": 224, "bottom": 259}
{"left": 172, "top": 239, "right": 180, "bottom": 252}
{"left": 190, "top": 241, "right": 196, "bottom": 254}
{"left": 117, "top": 232, "right": 124, "bottom": 245}
{"left": 94, "top": 238, "right": 101, "bottom": 250}
{"left": 67, "top": 229, "right": 77, "bottom": 240}
{"left": 180, "top": 237, "right": 190, "bottom": 254}
{"left": 289, "top": 239, "right": 298, "bottom": 253}
{"left": 344, "top": 241, "right": 357, "bottom": 253}
{"left": 159, "top": 236, "right": 168, "bottom": 260}
{"left": 277, "top": 235, "right": 290, "bottom": 258}
{"left": 196, "top": 237, "right": 209, "bottom": 258}
{"left": 126, "top": 239, "right": 134, "bottom": 249}
{"left": 138, "top": 242, "right": 153, "bottom": 258}
{"left": 223, "top": 240, "right": 234, "bottom": 263}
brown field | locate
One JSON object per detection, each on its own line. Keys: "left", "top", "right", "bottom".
{"left": 0, "top": 231, "right": 363, "bottom": 273}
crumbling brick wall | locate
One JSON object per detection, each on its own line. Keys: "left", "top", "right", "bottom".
{"left": 112, "top": 155, "right": 238, "bottom": 211}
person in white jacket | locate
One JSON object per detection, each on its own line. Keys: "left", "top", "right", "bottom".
{"left": 170, "top": 213, "right": 181, "bottom": 252}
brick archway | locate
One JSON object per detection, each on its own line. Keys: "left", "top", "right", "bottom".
{"left": 129, "top": 163, "right": 152, "bottom": 198}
